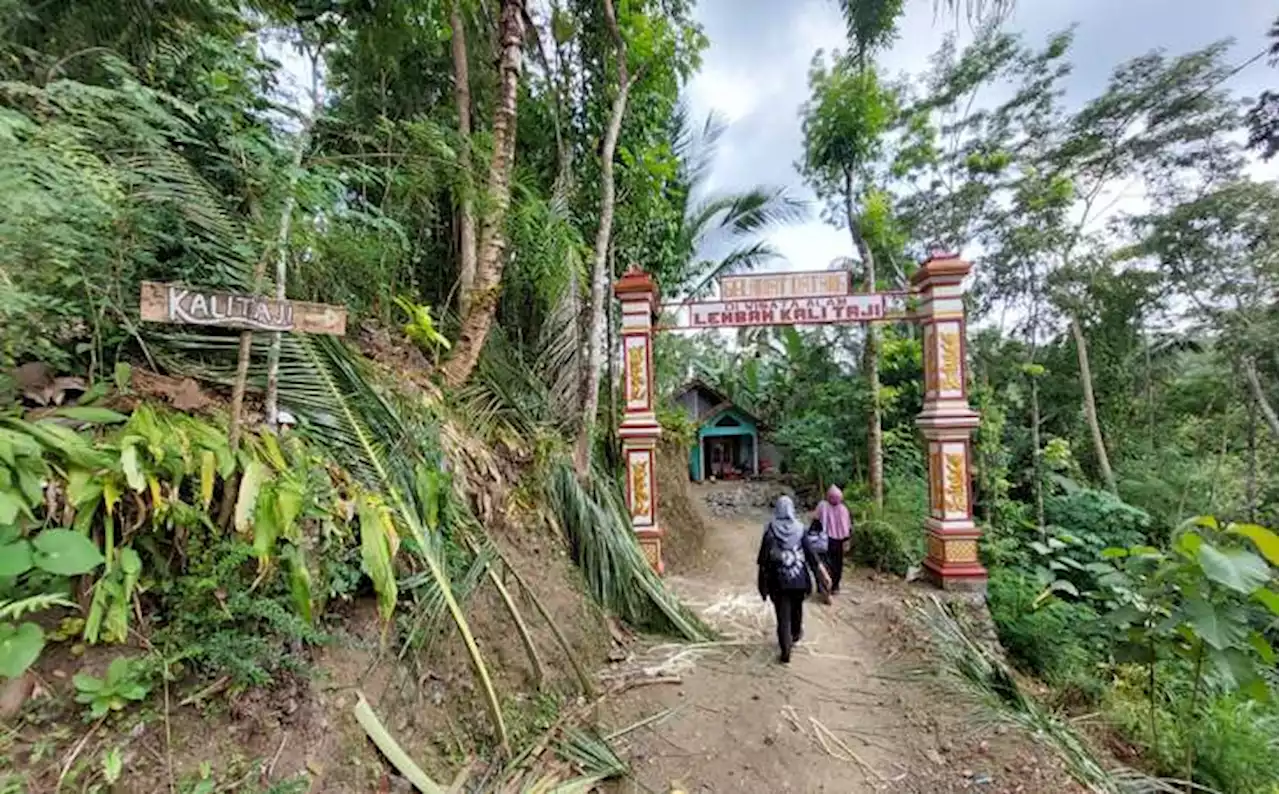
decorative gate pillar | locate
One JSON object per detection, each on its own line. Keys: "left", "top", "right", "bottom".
{"left": 614, "top": 267, "right": 664, "bottom": 573}
{"left": 913, "top": 253, "right": 985, "bottom": 590}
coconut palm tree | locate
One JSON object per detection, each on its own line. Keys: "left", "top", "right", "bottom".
{"left": 668, "top": 106, "right": 809, "bottom": 299}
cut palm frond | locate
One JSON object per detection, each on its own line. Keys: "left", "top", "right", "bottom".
{"left": 553, "top": 727, "right": 629, "bottom": 780}
{"left": 915, "top": 596, "right": 1191, "bottom": 794}
{"left": 544, "top": 455, "right": 712, "bottom": 641}
{"left": 353, "top": 692, "right": 447, "bottom": 794}
{"left": 400, "top": 543, "right": 493, "bottom": 661}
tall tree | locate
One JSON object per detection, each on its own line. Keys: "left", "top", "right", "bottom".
{"left": 443, "top": 0, "right": 527, "bottom": 386}
{"left": 798, "top": 49, "right": 898, "bottom": 506}
{"left": 1246, "top": 19, "right": 1279, "bottom": 160}
{"left": 575, "top": 0, "right": 639, "bottom": 474}
{"left": 1133, "top": 179, "right": 1280, "bottom": 438}
{"left": 451, "top": 0, "right": 478, "bottom": 316}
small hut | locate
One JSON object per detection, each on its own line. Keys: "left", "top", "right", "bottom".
{"left": 672, "top": 380, "right": 777, "bottom": 481}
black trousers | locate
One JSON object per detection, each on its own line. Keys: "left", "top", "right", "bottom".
{"left": 828, "top": 540, "right": 845, "bottom": 592}
{"left": 771, "top": 590, "right": 806, "bottom": 661}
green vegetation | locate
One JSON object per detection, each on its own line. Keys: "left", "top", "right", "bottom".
{"left": 0, "top": 0, "right": 1275, "bottom": 791}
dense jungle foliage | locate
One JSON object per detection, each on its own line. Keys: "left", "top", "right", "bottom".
{"left": 0, "top": 0, "right": 1277, "bottom": 791}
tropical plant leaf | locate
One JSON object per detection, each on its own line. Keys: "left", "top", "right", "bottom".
{"left": 1183, "top": 596, "right": 1245, "bottom": 651}
{"left": 31, "top": 529, "right": 104, "bottom": 575}
{"left": 0, "top": 622, "right": 45, "bottom": 679}
{"left": 234, "top": 459, "right": 269, "bottom": 535}
{"left": 1227, "top": 523, "right": 1279, "bottom": 567}
{"left": 1198, "top": 543, "right": 1271, "bottom": 594}
{"left": 0, "top": 541, "right": 33, "bottom": 577}
{"left": 52, "top": 406, "right": 128, "bottom": 424}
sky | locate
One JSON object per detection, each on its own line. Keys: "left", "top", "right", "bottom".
{"left": 682, "top": 0, "right": 1279, "bottom": 277}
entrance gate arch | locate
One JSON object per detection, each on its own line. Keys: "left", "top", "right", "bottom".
{"left": 613, "top": 252, "right": 984, "bottom": 590}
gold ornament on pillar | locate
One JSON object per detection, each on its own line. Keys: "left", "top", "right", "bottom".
{"left": 944, "top": 452, "right": 967, "bottom": 514}
{"left": 939, "top": 329, "right": 962, "bottom": 392}
{"left": 627, "top": 343, "right": 646, "bottom": 403}
{"left": 630, "top": 456, "right": 651, "bottom": 520}
{"left": 929, "top": 447, "right": 945, "bottom": 514}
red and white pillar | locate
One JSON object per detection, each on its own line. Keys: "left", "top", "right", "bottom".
{"left": 614, "top": 267, "right": 664, "bottom": 573}
{"left": 914, "top": 253, "right": 985, "bottom": 590}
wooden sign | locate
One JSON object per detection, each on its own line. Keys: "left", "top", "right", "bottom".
{"left": 139, "top": 281, "right": 346, "bottom": 335}
{"left": 663, "top": 292, "right": 910, "bottom": 329}
{"left": 718, "top": 270, "right": 849, "bottom": 301}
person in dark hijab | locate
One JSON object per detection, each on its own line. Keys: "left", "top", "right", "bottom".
{"left": 757, "top": 495, "right": 822, "bottom": 664}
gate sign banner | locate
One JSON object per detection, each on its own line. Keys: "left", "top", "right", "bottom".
{"left": 667, "top": 292, "right": 910, "bottom": 329}
{"left": 719, "top": 270, "right": 849, "bottom": 300}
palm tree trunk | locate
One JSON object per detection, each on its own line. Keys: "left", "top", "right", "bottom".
{"left": 574, "top": 0, "right": 634, "bottom": 475}
{"left": 451, "top": 1, "right": 477, "bottom": 317}
{"left": 442, "top": 0, "right": 525, "bottom": 387}
{"left": 1070, "top": 317, "right": 1117, "bottom": 494}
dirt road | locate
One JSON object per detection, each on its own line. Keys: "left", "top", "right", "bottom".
{"left": 603, "top": 485, "right": 1081, "bottom": 793}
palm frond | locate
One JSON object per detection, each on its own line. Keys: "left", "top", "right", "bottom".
{"left": 914, "top": 596, "right": 1189, "bottom": 794}
{"left": 544, "top": 455, "right": 713, "bottom": 641}
{"left": 553, "top": 727, "right": 628, "bottom": 780}
{"left": 684, "top": 187, "right": 807, "bottom": 247}
{"left": 672, "top": 100, "right": 728, "bottom": 189}
{"left": 684, "top": 241, "right": 784, "bottom": 299}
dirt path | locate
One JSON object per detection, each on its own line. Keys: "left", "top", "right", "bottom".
{"left": 603, "top": 485, "right": 1082, "bottom": 794}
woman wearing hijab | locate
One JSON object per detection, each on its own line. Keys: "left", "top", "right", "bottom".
{"left": 817, "top": 485, "right": 851, "bottom": 594}
{"left": 805, "top": 509, "right": 832, "bottom": 604}
{"left": 757, "top": 495, "right": 823, "bottom": 664}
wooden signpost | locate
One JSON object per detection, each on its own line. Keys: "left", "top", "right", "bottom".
{"left": 139, "top": 281, "right": 346, "bottom": 335}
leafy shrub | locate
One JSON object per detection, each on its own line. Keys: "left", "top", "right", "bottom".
{"left": 848, "top": 475, "right": 925, "bottom": 575}
{"left": 1108, "top": 686, "right": 1279, "bottom": 794}
{"left": 153, "top": 539, "right": 326, "bottom": 686}
{"left": 849, "top": 520, "right": 919, "bottom": 575}
{"left": 73, "top": 656, "right": 151, "bottom": 719}
{"left": 987, "top": 568, "right": 1099, "bottom": 686}
{"left": 0, "top": 400, "right": 372, "bottom": 681}
{"left": 1044, "top": 487, "right": 1152, "bottom": 548}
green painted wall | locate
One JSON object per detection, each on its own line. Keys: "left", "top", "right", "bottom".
{"left": 689, "top": 407, "right": 758, "bottom": 481}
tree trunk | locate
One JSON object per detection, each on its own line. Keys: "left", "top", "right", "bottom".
{"left": 1246, "top": 396, "right": 1257, "bottom": 523}
{"left": 441, "top": 0, "right": 525, "bottom": 388}
{"left": 844, "top": 170, "right": 883, "bottom": 508}
{"left": 1241, "top": 355, "right": 1279, "bottom": 439}
{"left": 451, "top": 1, "right": 477, "bottom": 317}
{"left": 265, "top": 49, "right": 319, "bottom": 429}
{"left": 573, "top": 0, "right": 633, "bottom": 475}
{"left": 1030, "top": 373, "right": 1045, "bottom": 535}
{"left": 1070, "top": 317, "right": 1117, "bottom": 494}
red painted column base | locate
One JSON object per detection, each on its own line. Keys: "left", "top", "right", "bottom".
{"left": 923, "top": 528, "right": 987, "bottom": 590}
{"left": 635, "top": 528, "right": 665, "bottom": 575}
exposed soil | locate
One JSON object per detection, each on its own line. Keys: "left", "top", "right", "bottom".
{"left": 656, "top": 442, "right": 715, "bottom": 576}
{"left": 601, "top": 483, "right": 1086, "bottom": 794}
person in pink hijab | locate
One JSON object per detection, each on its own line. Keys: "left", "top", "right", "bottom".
{"left": 817, "top": 485, "right": 851, "bottom": 594}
